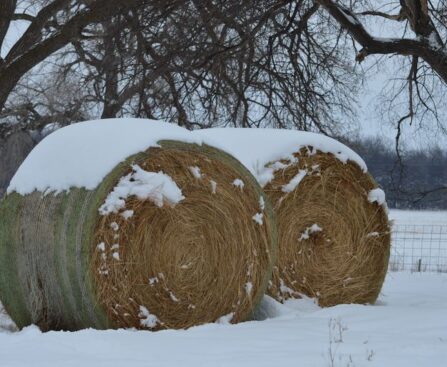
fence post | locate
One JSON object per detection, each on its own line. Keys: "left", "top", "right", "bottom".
{"left": 418, "top": 259, "right": 422, "bottom": 272}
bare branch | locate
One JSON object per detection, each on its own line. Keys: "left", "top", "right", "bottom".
{"left": 355, "top": 10, "right": 404, "bottom": 21}
{"left": 11, "top": 13, "right": 36, "bottom": 22}
{"left": 316, "top": 0, "right": 447, "bottom": 83}
{"left": 0, "top": 0, "right": 17, "bottom": 50}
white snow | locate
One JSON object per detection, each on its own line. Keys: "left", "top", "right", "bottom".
{"left": 188, "top": 166, "right": 202, "bottom": 179}
{"left": 372, "top": 36, "right": 401, "bottom": 43}
{"left": 99, "top": 165, "right": 184, "bottom": 215}
{"left": 298, "top": 223, "right": 323, "bottom": 241}
{"left": 2, "top": 273, "right": 446, "bottom": 366}
{"left": 40, "top": 122, "right": 61, "bottom": 139}
{"left": 252, "top": 213, "right": 263, "bottom": 225}
{"left": 368, "top": 188, "right": 388, "bottom": 213}
{"left": 279, "top": 278, "right": 299, "bottom": 298}
{"left": 8, "top": 122, "right": 367, "bottom": 195}
{"left": 96, "top": 242, "right": 106, "bottom": 252}
{"left": 7, "top": 119, "right": 202, "bottom": 195}
{"left": 252, "top": 295, "right": 294, "bottom": 320}
{"left": 339, "top": 7, "right": 360, "bottom": 26}
{"left": 120, "top": 210, "right": 134, "bottom": 220}
{"left": 138, "top": 306, "right": 159, "bottom": 329}
{"left": 259, "top": 196, "right": 265, "bottom": 210}
{"left": 210, "top": 180, "right": 217, "bottom": 194}
{"left": 169, "top": 292, "right": 179, "bottom": 303}
{"left": 252, "top": 195, "right": 266, "bottom": 225}
{"left": 244, "top": 282, "right": 253, "bottom": 296}
{"left": 367, "top": 232, "right": 380, "bottom": 238}
{"left": 428, "top": 32, "right": 442, "bottom": 50}
{"left": 368, "top": 188, "right": 386, "bottom": 205}
{"left": 193, "top": 128, "right": 367, "bottom": 187}
{"left": 389, "top": 209, "right": 447, "bottom": 226}
{"left": 215, "top": 312, "right": 234, "bottom": 325}
{"left": 282, "top": 169, "right": 307, "bottom": 193}
{"left": 0, "top": 302, "right": 17, "bottom": 332}
{"left": 232, "top": 179, "right": 245, "bottom": 189}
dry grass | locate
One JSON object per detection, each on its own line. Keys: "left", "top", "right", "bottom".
{"left": 265, "top": 147, "right": 390, "bottom": 307}
{"left": 93, "top": 144, "right": 275, "bottom": 330}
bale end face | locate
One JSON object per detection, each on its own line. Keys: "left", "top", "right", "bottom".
{"left": 91, "top": 142, "right": 277, "bottom": 330}
{"left": 264, "top": 147, "right": 390, "bottom": 307}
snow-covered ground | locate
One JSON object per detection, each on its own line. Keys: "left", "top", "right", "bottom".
{"left": 0, "top": 272, "right": 446, "bottom": 366}
{"left": 389, "top": 209, "right": 447, "bottom": 226}
{"left": 389, "top": 210, "right": 447, "bottom": 272}
{"left": 0, "top": 210, "right": 445, "bottom": 365}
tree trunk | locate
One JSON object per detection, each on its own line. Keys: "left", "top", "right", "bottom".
{"left": 0, "top": 131, "right": 35, "bottom": 199}
{"left": 100, "top": 20, "right": 121, "bottom": 119}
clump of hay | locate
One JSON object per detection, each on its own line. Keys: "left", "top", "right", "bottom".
{"left": 264, "top": 147, "right": 390, "bottom": 307}
{"left": 0, "top": 141, "right": 275, "bottom": 331}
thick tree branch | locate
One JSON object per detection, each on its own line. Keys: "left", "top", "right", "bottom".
{"left": 11, "top": 13, "right": 36, "bottom": 22}
{"left": 5, "top": 0, "right": 71, "bottom": 65}
{"left": 355, "top": 10, "right": 404, "bottom": 21}
{"left": 0, "top": 0, "right": 144, "bottom": 113}
{"left": 315, "top": 0, "right": 447, "bottom": 84}
{"left": 0, "top": 0, "right": 16, "bottom": 50}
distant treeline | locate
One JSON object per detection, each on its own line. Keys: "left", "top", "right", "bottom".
{"left": 344, "top": 137, "right": 447, "bottom": 210}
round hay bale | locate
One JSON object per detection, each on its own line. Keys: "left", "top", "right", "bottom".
{"left": 264, "top": 148, "right": 390, "bottom": 306}
{"left": 193, "top": 129, "right": 391, "bottom": 307}
{"left": 0, "top": 120, "right": 276, "bottom": 331}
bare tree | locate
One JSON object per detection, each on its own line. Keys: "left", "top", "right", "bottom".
{"left": 23, "top": 1, "right": 360, "bottom": 133}
{"left": 0, "top": 0, "right": 147, "bottom": 116}
{"left": 3, "top": 0, "right": 447, "bottom": 138}
{"left": 315, "top": 0, "right": 447, "bottom": 148}
{"left": 316, "top": 1, "right": 447, "bottom": 80}
{"left": 0, "top": 65, "right": 92, "bottom": 136}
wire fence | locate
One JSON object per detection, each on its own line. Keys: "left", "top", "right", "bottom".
{"left": 389, "top": 224, "right": 447, "bottom": 273}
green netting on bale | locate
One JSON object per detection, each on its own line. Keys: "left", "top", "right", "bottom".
{"left": 0, "top": 141, "right": 276, "bottom": 331}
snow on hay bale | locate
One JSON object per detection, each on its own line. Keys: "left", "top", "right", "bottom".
{"left": 0, "top": 119, "right": 276, "bottom": 331}
{"left": 194, "top": 128, "right": 391, "bottom": 307}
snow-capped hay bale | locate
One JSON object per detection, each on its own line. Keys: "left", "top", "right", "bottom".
{"left": 194, "top": 128, "right": 390, "bottom": 307}
{"left": 0, "top": 119, "right": 275, "bottom": 331}
{"left": 264, "top": 148, "right": 390, "bottom": 306}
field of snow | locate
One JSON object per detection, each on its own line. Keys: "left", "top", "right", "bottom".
{"left": 389, "top": 210, "right": 447, "bottom": 272}
{"left": 0, "top": 210, "right": 445, "bottom": 365}
{"left": 389, "top": 209, "right": 447, "bottom": 226}
{"left": 0, "top": 272, "right": 446, "bottom": 366}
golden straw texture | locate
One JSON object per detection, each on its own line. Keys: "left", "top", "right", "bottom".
{"left": 265, "top": 147, "right": 390, "bottom": 307}
{"left": 93, "top": 142, "right": 275, "bottom": 330}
